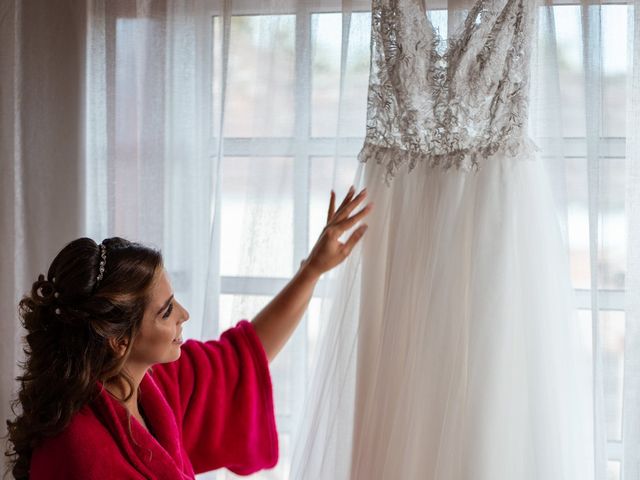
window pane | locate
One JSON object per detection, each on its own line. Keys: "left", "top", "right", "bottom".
{"left": 600, "top": 157, "right": 626, "bottom": 290}
{"left": 311, "top": 12, "right": 370, "bottom": 138}
{"left": 577, "top": 309, "right": 625, "bottom": 442}
{"left": 608, "top": 460, "right": 621, "bottom": 480}
{"left": 553, "top": 5, "right": 627, "bottom": 138}
{"left": 221, "top": 157, "right": 294, "bottom": 277}
{"left": 602, "top": 310, "right": 625, "bottom": 442}
{"left": 307, "top": 297, "right": 322, "bottom": 376}
{"left": 602, "top": 5, "right": 627, "bottom": 138}
{"left": 554, "top": 6, "right": 586, "bottom": 138}
{"left": 565, "top": 156, "right": 625, "bottom": 290}
{"left": 566, "top": 157, "right": 590, "bottom": 289}
{"left": 223, "top": 15, "right": 295, "bottom": 137}
{"left": 308, "top": 157, "right": 360, "bottom": 252}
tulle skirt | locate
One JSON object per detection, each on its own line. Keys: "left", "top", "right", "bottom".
{"left": 290, "top": 151, "right": 595, "bottom": 480}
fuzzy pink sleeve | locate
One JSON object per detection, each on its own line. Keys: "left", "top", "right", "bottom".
{"left": 151, "top": 319, "right": 279, "bottom": 475}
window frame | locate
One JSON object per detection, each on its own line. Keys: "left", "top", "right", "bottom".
{"left": 199, "top": 2, "right": 628, "bottom": 475}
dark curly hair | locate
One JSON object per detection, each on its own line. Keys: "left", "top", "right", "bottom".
{"left": 3, "top": 236, "right": 163, "bottom": 479}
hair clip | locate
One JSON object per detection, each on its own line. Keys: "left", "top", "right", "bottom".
{"left": 96, "top": 243, "right": 107, "bottom": 283}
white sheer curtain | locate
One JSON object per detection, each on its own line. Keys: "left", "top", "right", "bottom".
{"left": 1, "top": 1, "right": 638, "bottom": 479}
{"left": 196, "top": 3, "right": 372, "bottom": 478}
{"left": 538, "top": 2, "right": 640, "bottom": 478}
{"left": 528, "top": 2, "right": 639, "bottom": 477}
{"left": 84, "top": 0, "right": 220, "bottom": 344}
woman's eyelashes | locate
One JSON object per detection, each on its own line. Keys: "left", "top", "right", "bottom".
{"left": 162, "top": 302, "right": 174, "bottom": 319}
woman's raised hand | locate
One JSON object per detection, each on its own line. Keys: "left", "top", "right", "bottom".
{"left": 301, "top": 186, "right": 374, "bottom": 277}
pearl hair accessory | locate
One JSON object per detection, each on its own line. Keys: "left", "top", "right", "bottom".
{"left": 35, "top": 274, "right": 62, "bottom": 316}
{"left": 42, "top": 243, "right": 107, "bottom": 320}
{"left": 54, "top": 291, "right": 61, "bottom": 315}
{"left": 53, "top": 287, "right": 61, "bottom": 314}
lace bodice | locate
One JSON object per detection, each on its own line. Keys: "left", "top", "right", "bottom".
{"left": 359, "top": 0, "right": 539, "bottom": 185}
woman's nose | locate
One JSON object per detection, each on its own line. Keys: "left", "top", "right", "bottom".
{"left": 178, "top": 301, "right": 190, "bottom": 322}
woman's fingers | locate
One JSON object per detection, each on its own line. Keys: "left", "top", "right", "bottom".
{"left": 328, "top": 185, "right": 356, "bottom": 224}
{"left": 307, "top": 186, "right": 371, "bottom": 275}
{"left": 334, "top": 188, "right": 368, "bottom": 223}
{"left": 342, "top": 224, "right": 369, "bottom": 256}
{"left": 327, "top": 190, "right": 336, "bottom": 224}
{"left": 334, "top": 202, "right": 373, "bottom": 232}
{"left": 339, "top": 186, "right": 356, "bottom": 210}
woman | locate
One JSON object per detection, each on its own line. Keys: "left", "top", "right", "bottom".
{"left": 4, "top": 187, "right": 372, "bottom": 479}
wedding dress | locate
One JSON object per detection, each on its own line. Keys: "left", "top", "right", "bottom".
{"left": 290, "top": 1, "right": 595, "bottom": 479}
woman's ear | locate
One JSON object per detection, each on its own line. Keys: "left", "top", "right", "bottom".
{"left": 108, "top": 336, "right": 129, "bottom": 357}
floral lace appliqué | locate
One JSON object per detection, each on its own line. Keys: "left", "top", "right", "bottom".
{"left": 359, "top": 0, "right": 539, "bottom": 185}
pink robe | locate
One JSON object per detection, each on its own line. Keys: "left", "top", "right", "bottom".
{"left": 29, "top": 320, "right": 279, "bottom": 479}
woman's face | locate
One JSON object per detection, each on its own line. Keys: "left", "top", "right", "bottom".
{"left": 127, "top": 267, "right": 190, "bottom": 366}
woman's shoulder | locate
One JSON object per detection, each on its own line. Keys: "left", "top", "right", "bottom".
{"left": 34, "top": 405, "right": 111, "bottom": 456}
{"left": 30, "top": 404, "right": 119, "bottom": 477}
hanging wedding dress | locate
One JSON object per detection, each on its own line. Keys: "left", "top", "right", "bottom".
{"left": 290, "top": 1, "right": 595, "bottom": 479}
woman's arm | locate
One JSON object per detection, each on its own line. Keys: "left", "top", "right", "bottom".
{"left": 251, "top": 186, "right": 373, "bottom": 363}
{"left": 250, "top": 261, "right": 321, "bottom": 364}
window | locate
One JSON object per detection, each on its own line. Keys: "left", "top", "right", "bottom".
{"left": 199, "top": 4, "right": 628, "bottom": 479}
